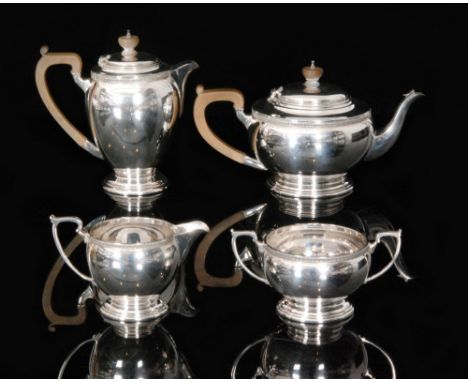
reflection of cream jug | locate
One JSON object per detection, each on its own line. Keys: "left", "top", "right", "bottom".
{"left": 59, "top": 326, "right": 193, "bottom": 378}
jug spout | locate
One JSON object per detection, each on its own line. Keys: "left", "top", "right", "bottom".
{"left": 175, "top": 220, "right": 209, "bottom": 261}
{"left": 365, "top": 90, "right": 424, "bottom": 161}
{"left": 172, "top": 60, "right": 199, "bottom": 116}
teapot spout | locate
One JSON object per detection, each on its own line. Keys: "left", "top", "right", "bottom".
{"left": 365, "top": 90, "right": 424, "bottom": 161}
{"left": 172, "top": 60, "right": 199, "bottom": 116}
{"left": 175, "top": 220, "right": 209, "bottom": 261}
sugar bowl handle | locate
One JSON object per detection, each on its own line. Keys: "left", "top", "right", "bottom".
{"left": 193, "top": 86, "right": 266, "bottom": 171}
{"left": 365, "top": 230, "right": 402, "bottom": 283}
{"left": 50, "top": 215, "right": 93, "bottom": 282}
{"left": 35, "top": 47, "right": 103, "bottom": 159}
{"left": 361, "top": 337, "right": 397, "bottom": 379}
{"left": 230, "top": 230, "right": 269, "bottom": 285}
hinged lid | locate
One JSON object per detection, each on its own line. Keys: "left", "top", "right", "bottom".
{"left": 252, "top": 61, "right": 370, "bottom": 124}
{"left": 94, "top": 31, "right": 161, "bottom": 75}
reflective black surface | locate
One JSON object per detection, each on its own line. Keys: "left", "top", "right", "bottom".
{"left": 2, "top": 4, "right": 468, "bottom": 378}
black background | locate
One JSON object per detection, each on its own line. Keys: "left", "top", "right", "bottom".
{"left": 1, "top": 4, "right": 467, "bottom": 378}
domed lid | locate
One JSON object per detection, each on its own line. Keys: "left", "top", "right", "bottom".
{"left": 94, "top": 31, "right": 161, "bottom": 75}
{"left": 88, "top": 217, "right": 173, "bottom": 246}
{"left": 252, "top": 61, "right": 370, "bottom": 124}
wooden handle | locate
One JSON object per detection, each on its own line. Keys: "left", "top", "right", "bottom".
{"left": 35, "top": 48, "right": 102, "bottom": 158}
{"left": 194, "top": 210, "right": 246, "bottom": 290}
{"left": 42, "top": 234, "right": 88, "bottom": 331}
{"left": 193, "top": 85, "right": 260, "bottom": 167}
{"left": 194, "top": 203, "right": 266, "bottom": 290}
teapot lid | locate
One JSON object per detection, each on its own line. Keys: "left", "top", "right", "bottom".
{"left": 95, "top": 31, "right": 161, "bottom": 75}
{"left": 253, "top": 61, "right": 370, "bottom": 124}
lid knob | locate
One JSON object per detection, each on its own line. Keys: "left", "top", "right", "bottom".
{"left": 118, "top": 30, "right": 139, "bottom": 61}
{"left": 302, "top": 61, "right": 323, "bottom": 87}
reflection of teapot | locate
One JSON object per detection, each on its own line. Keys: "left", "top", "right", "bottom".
{"left": 59, "top": 326, "right": 193, "bottom": 378}
{"left": 231, "top": 324, "right": 396, "bottom": 379}
{"left": 36, "top": 31, "right": 198, "bottom": 199}
{"left": 194, "top": 61, "right": 423, "bottom": 202}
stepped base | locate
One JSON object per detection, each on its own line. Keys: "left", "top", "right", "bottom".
{"left": 268, "top": 173, "right": 353, "bottom": 200}
{"left": 103, "top": 168, "right": 167, "bottom": 205}
{"left": 97, "top": 295, "right": 168, "bottom": 339}
{"left": 276, "top": 297, "right": 354, "bottom": 329}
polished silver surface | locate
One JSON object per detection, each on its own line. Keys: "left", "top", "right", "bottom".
{"left": 231, "top": 324, "right": 396, "bottom": 379}
{"left": 194, "top": 61, "right": 423, "bottom": 199}
{"left": 231, "top": 223, "right": 402, "bottom": 324}
{"left": 59, "top": 326, "right": 193, "bottom": 378}
{"left": 103, "top": 168, "right": 168, "bottom": 202}
{"left": 36, "top": 32, "right": 198, "bottom": 198}
{"left": 268, "top": 173, "right": 353, "bottom": 201}
{"left": 50, "top": 215, "right": 208, "bottom": 337}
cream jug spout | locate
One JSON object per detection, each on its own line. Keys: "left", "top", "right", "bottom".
{"left": 175, "top": 221, "right": 209, "bottom": 260}
{"left": 365, "top": 90, "right": 424, "bottom": 161}
{"left": 172, "top": 60, "right": 199, "bottom": 115}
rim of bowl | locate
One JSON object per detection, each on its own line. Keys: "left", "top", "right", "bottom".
{"left": 264, "top": 222, "right": 368, "bottom": 261}
{"left": 85, "top": 216, "right": 175, "bottom": 248}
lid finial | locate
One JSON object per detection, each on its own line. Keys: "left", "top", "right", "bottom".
{"left": 302, "top": 60, "right": 323, "bottom": 87}
{"left": 118, "top": 30, "right": 139, "bottom": 61}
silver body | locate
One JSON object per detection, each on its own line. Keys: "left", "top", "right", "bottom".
{"left": 231, "top": 223, "right": 402, "bottom": 325}
{"left": 250, "top": 110, "right": 372, "bottom": 175}
{"left": 85, "top": 65, "right": 193, "bottom": 170}
{"left": 50, "top": 215, "right": 208, "bottom": 337}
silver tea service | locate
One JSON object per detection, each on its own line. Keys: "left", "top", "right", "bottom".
{"left": 36, "top": 31, "right": 198, "bottom": 200}
{"left": 231, "top": 222, "right": 402, "bottom": 325}
{"left": 194, "top": 61, "right": 423, "bottom": 202}
{"left": 51, "top": 215, "right": 208, "bottom": 337}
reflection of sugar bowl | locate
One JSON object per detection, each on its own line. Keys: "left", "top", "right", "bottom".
{"left": 232, "top": 324, "right": 396, "bottom": 379}
{"left": 232, "top": 223, "right": 402, "bottom": 325}
{"left": 36, "top": 31, "right": 198, "bottom": 199}
{"left": 51, "top": 215, "right": 208, "bottom": 337}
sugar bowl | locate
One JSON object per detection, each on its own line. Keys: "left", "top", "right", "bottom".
{"left": 231, "top": 222, "right": 402, "bottom": 325}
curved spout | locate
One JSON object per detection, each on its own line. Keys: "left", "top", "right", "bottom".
{"left": 172, "top": 60, "right": 199, "bottom": 116}
{"left": 364, "top": 90, "right": 424, "bottom": 161}
{"left": 175, "top": 220, "right": 209, "bottom": 261}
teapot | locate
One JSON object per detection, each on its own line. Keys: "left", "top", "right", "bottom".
{"left": 36, "top": 31, "right": 198, "bottom": 199}
{"left": 194, "top": 61, "right": 423, "bottom": 201}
